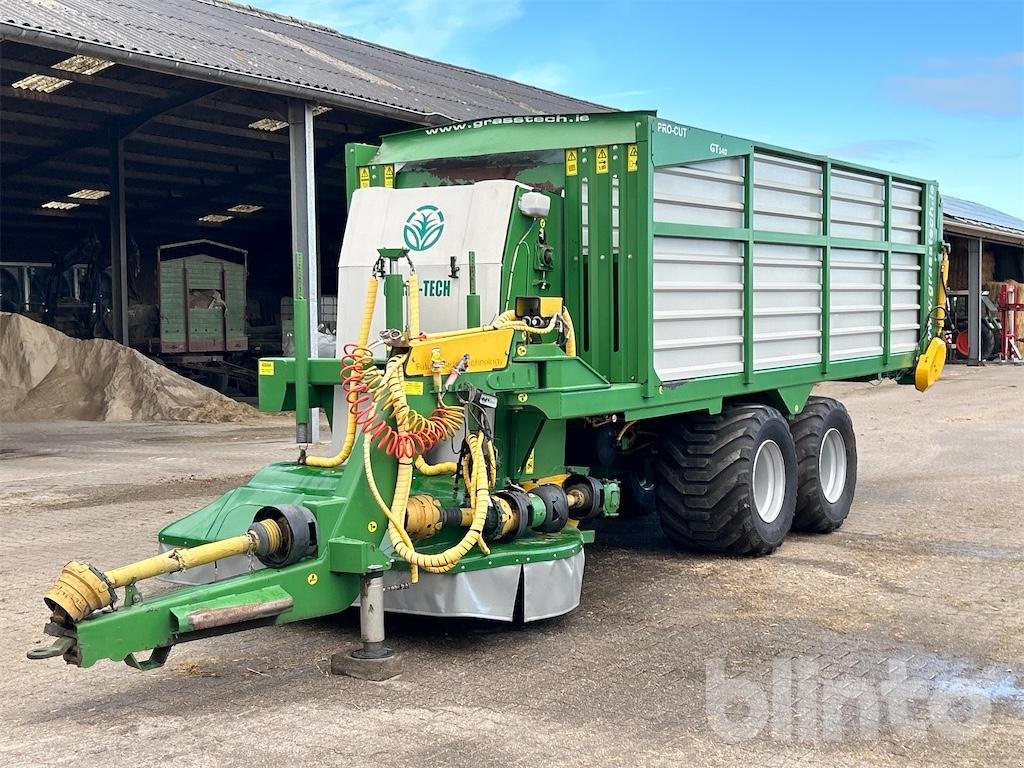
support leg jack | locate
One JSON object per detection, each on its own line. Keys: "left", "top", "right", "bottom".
{"left": 331, "top": 567, "right": 403, "bottom": 681}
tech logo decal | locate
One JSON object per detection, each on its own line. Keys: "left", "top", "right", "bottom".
{"left": 403, "top": 204, "right": 445, "bottom": 252}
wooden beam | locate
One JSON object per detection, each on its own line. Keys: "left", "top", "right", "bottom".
{"left": 3, "top": 83, "right": 224, "bottom": 179}
{"left": 126, "top": 131, "right": 285, "bottom": 162}
{"left": 0, "top": 85, "right": 138, "bottom": 115}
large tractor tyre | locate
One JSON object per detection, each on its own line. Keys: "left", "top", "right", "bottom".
{"left": 654, "top": 405, "right": 798, "bottom": 556}
{"left": 789, "top": 396, "right": 857, "bottom": 533}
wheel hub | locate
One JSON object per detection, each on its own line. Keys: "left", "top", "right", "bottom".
{"left": 752, "top": 439, "right": 786, "bottom": 523}
{"left": 818, "top": 428, "right": 847, "bottom": 504}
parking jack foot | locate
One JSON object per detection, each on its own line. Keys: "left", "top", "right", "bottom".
{"left": 331, "top": 567, "right": 403, "bottom": 681}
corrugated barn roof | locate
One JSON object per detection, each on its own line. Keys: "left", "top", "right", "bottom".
{"left": 0, "top": 0, "right": 606, "bottom": 123}
{"left": 944, "top": 195, "right": 1024, "bottom": 239}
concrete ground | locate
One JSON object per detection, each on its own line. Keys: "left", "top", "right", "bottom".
{"left": 1, "top": 366, "right": 1022, "bottom": 767}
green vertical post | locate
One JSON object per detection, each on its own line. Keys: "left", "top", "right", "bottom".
{"left": 821, "top": 161, "right": 831, "bottom": 374}
{"left": 591, "top": 149, "right": 614, "bottom": 378}
{"left": 883, "top": 176, "right": 893, "bottom": 365}
{"left": 292, "top": 250, "right": 310, "bottom": 442}
{"left": 637, "top": 121, "right": 654, "bottom": 397}
{"left": 466, "top": 250, "right": 481, "bottom": 328}
{"left": 563, "top": 148, "right": 584, "bottom": 356}
{"left": 384, "top": 272, "right": 405, "bottom": 331}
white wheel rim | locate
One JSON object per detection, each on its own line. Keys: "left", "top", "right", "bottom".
{"left": 819, "top": 428, "right": 847, "bottom": 504}
{"left": 753, "top": 439, "right": 786, "bottom": 523}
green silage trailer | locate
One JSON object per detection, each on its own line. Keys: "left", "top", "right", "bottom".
{"left": 31, "top": 111, "right": 948, "bottom": 673}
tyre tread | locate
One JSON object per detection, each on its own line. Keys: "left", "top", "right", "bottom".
{"left": 790, "top": 396, "right": 855, "bottom": 533}
{"left": 654, "top": 405, "right": 791, "bottom": 555}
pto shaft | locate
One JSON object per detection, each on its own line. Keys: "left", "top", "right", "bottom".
{"left": 44, "top": 519, "right": 284, "bottom": 623}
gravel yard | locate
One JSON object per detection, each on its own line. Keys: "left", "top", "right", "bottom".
{"left": 1, "top": 365, "right": 1021, "bottom": 767}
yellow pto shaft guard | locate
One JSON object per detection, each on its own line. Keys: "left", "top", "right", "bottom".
{"left": 44, "top": 519, "right": 285, "bottom": 623}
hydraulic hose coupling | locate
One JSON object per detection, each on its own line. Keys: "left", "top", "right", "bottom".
{"left": 445, "top": 353, "right": 470, "bottom": 389}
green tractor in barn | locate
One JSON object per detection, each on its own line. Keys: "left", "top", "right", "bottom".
{"left": 29, "top": 111, "right": 947, "bottom": 673}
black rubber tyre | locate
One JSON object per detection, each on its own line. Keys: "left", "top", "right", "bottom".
{"left": 789, "top": 397, "right": 857, "bottom": 533}
{"left": 654, "top": 405, "right": 797, "bottom": 556}
{"left": 616, "top": 465, "right": 657, "bottom": 517}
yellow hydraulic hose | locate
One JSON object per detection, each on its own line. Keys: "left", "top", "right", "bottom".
{"left": 387, "top": 433, "right": 491, "bottom": 577}
{"left": 415, "top": 456, "right": 458, "bottom": 476}
{"left": 561, "top": 306, "right": 577, "bottom": 357}
{"left": 407, "top": 272, "right": 420, "bottom": 338}
{"left": 363, "top": 414, "right": 491, "bottom": 582}
{"left": 304, "top": 275, "right": 379, "bottom": 468}
{"left": 415, "top": 310, "right": 558, "bottom": 343}
{"left": 936, "top": 247, "right": 949, "bottom": 331}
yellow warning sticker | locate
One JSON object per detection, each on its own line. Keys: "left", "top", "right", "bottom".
{"left": 403, "top": 380, "right": 424, "bottom": 396}
{"left": 258, "top": 360, "right": 275, "bottom": 376}
{"left": 565, "top": 149, "right": 578, "bottom": 177}
{"left": 383, "top": 164, "right": 394, "bottom": 188}
{"left": 358, "top": 166, "right": 370, "bottom": 188}
{"left": 595, "top": 146, "right": 609, "bottom": 174}
{"left": 524, "top": 450, "right": 535, "bottom": 474}
{"left": 627, "top": 143, "right": 638, "bottom": 172}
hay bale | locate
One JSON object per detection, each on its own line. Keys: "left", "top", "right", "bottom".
{"left": 0, "top": 312, "right": 257, "bottom": 423}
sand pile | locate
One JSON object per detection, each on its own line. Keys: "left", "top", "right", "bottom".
{"left": 0, "top": 312, "right": 256, "bottom": 422}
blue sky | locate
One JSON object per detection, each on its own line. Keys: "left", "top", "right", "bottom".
{"left": 265, "top": 0, "right": 1023, "bottom": 217}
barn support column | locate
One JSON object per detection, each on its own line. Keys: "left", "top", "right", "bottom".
{"left": 967, "top": 236, "right": 982, "bottom": 366}
{"left": 289, "top": 99, "right": 320, "bottom": 443}
{"left": 109, "top": 127, "right": 129, "bottom": 344}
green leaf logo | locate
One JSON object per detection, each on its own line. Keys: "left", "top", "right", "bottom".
{"left": 403, "top": 204, "right": 445, "bottom": 251}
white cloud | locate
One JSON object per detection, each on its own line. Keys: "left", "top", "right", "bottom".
{"left": 506, "top": 63, "right": 569, "bottom": 92}
{"left": 887, "top": 50, "right": 1023, "bottom": 118}
{"left": 922, "top": 51, "right": 1024, "bottom": 71}
{"left": 259, "top": 0, "right": 523, "bottom": 59}
{"left": 887, "top": 73, "right": 1023, "bottom": 118}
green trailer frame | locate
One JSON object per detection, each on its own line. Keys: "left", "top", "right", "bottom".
{"left": 267, "top": 111, "right": 942, "bottom": 476}
{"left": 31, "top": 111, "right": 943, "bottom": 670}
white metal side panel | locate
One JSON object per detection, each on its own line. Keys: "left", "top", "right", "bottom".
{"left": 831, "top": 169, "right": 885, "bottom": 241}
{"left": 653, "top": 157, "right": 746, "bottom": 229}
{"left": 752, "top": 243, "right": 822, "bottom": 369}
{"left": 891, "top": 182, "right": 923, "bottom": 245}
{"left": 753, "top": 154, "right": 823, "bottom": 236}
{"left": 652, "top": 237, "right": 744, "bottom": 381}
{"left": 890, "top": 251, "right": 922, "bottom": 352}
{"left": 830, "top": 248, "right": 884, "bottom": 360}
